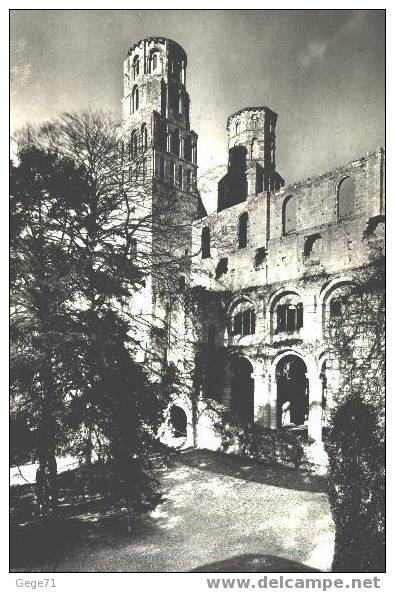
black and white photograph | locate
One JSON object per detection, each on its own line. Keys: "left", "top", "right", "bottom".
{"left": 9, "top": 7, "right": 385, "bottom": 578}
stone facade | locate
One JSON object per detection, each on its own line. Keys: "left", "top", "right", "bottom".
{"left": 122, "top": 38, "right": 385, "bottom": 461}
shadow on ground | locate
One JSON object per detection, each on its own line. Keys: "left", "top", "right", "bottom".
{"left": 10, "top": 466, "right": 162, "bottom": 571}
{"left": 176, "top": 449, "right": 327, "bottom": 493}
{"left": 10, "top": 450, "right": 331, "bottom": 572}
{"left": 191, "top": 553, "right": 320, "bottom": 573}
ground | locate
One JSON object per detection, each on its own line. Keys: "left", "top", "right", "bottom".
{"left": 10, "top": 449, "right": 334, "bottom": 572}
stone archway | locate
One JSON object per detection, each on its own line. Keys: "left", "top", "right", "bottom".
{"left": 169, "top": 405, "right": 188, "bottom": 438}
{"left": 275, "top": 354, "right": 309, "bottom": 429}
{"left": 230, "top": 356, "right": 254, "bottom": 423}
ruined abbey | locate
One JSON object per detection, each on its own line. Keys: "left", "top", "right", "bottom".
{"left": 122, "top": 37, "right": 385, "bottom": 463}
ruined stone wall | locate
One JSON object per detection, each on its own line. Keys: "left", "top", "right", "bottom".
{"left": 192, "top": 148, "right": 384, "bottom": 293}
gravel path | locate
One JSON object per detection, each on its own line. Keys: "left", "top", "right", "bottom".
{"left": 49, "top": 456, "right": 334, "bottom": 572}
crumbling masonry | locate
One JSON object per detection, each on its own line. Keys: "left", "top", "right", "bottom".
{"left": 122, "top": 38, "right": 385, "bottom": 462}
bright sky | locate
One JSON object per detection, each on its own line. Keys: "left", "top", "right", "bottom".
{"left": 10, "top": 9, "right": 385, "bottom": 212}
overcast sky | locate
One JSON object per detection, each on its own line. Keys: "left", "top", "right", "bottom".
{"left": 10, "top": 9, "right": 385, "bottom": 211}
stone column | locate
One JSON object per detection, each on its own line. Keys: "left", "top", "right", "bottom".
{"left": 222, "top": 360, "right": 232, "bottom": 409}
{"left": 253, "top": 363, "right": 271, "bottom": 427}
{"left": 307, "top": 369, "right": 327, "bottom": 467}
{"left": 307, "top": 371, "right": 322, "bottom": 444}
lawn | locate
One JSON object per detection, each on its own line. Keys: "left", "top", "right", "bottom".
{"left": 10, "top": 449, "right": 334, "bottom": 572}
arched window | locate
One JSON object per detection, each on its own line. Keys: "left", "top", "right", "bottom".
{"left": 201, "top": 226, "right": 210, "bottom": 259}
{"left": 133, "top": 132, "right": 138, "bottom": 157}
{"left": 337, "top": 176, "right": 355, "bottom": 219}
{"left": 231, "top": 304, "right": 256, "bottom": 336}
{"left": 130, "top": 130, "right": 138, "bottom": 158}
{"left": 132, "top": 56, "right": 139, "bottom": 80}
{"left": 178, "top": 164, "right": 183, "bottom": 189}
{"left": 304, "top": 233, "right": 322, "bottom": 260}
{"left": 235, "top": 120, "right": 240, "bottom": 135}
{"left": 132, "top": 85, "right": 139, "bottom": 113}
{"left": 141, "top": 123, "right": 148, "bottom": 151}
{"left": 171, "top": 129, "right": 179, "bottom": 156}
{"left": 180, "top": 60, "right": 186, "bottom": 84}
{"left": 238, "top": 212, "right": 249, "bottom": 248}
{"left": 191, "top": 142, "right": 197, "bottom": 164}
{"left": 184, "top": 136, "right": 191, "bottom": 161}
{"left": 179, "top": 137, "right": 185, "bottom": 158}
{"left": 276, "top": 303, "right": 303, "bottom": 333}
{"left": 283, "top": 195, "right": 297, "bottom": 235}
{"left": 251, "top": 114, "right": 258, "bottom": 128}
{"left": 169, "top": 161, "right": 175, "bottom": 185}
{"left": 178, "top": 92, "right": 183, "bottom": 114}
{"left": 251, "top": 138, "right": 259, "bottom": 159}
{"left": 150, "top": 50, "right": 160, "bottom": 73}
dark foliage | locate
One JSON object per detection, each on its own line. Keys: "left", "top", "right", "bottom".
{"left": 10, "top": 113, "right": 174, "bottom": 518}
{"left": 326, "top": 252, "right": 385, "bottom": 572}
{"left": 214, "top": 412, "right": 304, "bottom": 468}
{"left": 326, "top": 394, "right": 385, "bottom": 572}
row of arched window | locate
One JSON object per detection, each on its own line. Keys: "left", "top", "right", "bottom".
{"left": 127, "top": 124, "right": 148, "bottom": 160}
{"left": 156, "top": 123, "right": 197, "bottom": 164}
{"left": 208, "top": 281, "right": 354, "bottom": 346}
{"left": 283, "top": 176, "right": 355, "bottom": 235}
{"left": 129, "top": 85, "right": 139, "bottom": 114}
{"left": 126, "top": 52, "right": 185, "bottom": 83}
{"left": 201, "top": 177, "right": 355, "bottom": 259}
{"left": 201, "top": 176, "right": 356, "bottom": 256}
{"left": 127, "top": 51, "right": 161, "bottom": 82}
{"left": 234, "top": 114, "right": 260, "bottom": 135}
{"left": 157, "top": 156, "right": 193, "bottom": 191}
{"left": 121, "top": 158, "right": 147, "bottom": 185}
{"left": 201, "top": 212, "right": 249, "bottom": 258}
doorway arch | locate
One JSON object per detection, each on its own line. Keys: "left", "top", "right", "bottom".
{"left": 230, "top": 356, "right": 254, "bottom": 423}
{"left": 169, "top": 405, "right": 187, "bottom": 438}
{"left": 275, "top": 354, "right": 309, "bottom": 428}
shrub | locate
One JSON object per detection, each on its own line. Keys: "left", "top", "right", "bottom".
{"left": 326, "top": 393, "right": 385, "bottom": 572}
{"left": 214, "top": 413, "right": 304, "bottom": 468}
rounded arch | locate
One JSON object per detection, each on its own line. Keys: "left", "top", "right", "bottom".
{"left": 169, "top": 404, "right": 188, "bottom": 438}
{"left": 336, "top": 175, "right": 355, "bottom": 219}
{"left": 229, "top": 354, "right": 254, "bottom": 423}
{"left": 251, "top": 114, "right": 259, "bottom": 128}
{"left": 227, "top": 294, "right": 255, "bottom": 316}
{"left": 319, "top": 276, "right": 354, "bottom": 338}
{"left": 238, "top": 211, "right": 249, "bottom": 248}
{"left": 235, "top": 120, "right": 240, "bottom": 135}
{"left": 149, "top": 48, "right": 161, "bottom": 73}
{"left": 271, "top": 349, "right": 316, "bottom": 377}
{"left": 132, "top": 85, "right": 139, "bottom": 112}
{"left": 132, "top": 55, "right": 140, "bottom": 79}
{"left": 282, "top": 194, "right": 297, "bottom": 235}
{"left": 269, "top": 288, "right": 304, "bottom": 340}
{"left": 270, "top": 351, "right": 312, "bottom": 429}
{"left": 319, "top": 276, "right": 354, "bottom": 306}
{"left": 268, "top": 287, "right": 302, "bottom": 314}
{"left": 228, "top": 297, "right": 256, "bottom": 338}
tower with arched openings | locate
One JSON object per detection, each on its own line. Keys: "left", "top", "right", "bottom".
{"left": 119, "top": 37, "right": 384, "bottom": 464}
{"left": 121, "top": 38, "right": 206, "bottom": 374}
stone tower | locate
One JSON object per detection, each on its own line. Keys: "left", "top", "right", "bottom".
{"left": 121, "top": 37, "right": 204, "bottom": 369}
{"left": 218, "top": 107, "right": 284, "bottom": 211}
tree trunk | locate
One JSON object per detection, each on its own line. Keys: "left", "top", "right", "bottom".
{"left": 35, "top": 376, "right": 58, "bottom": 518}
